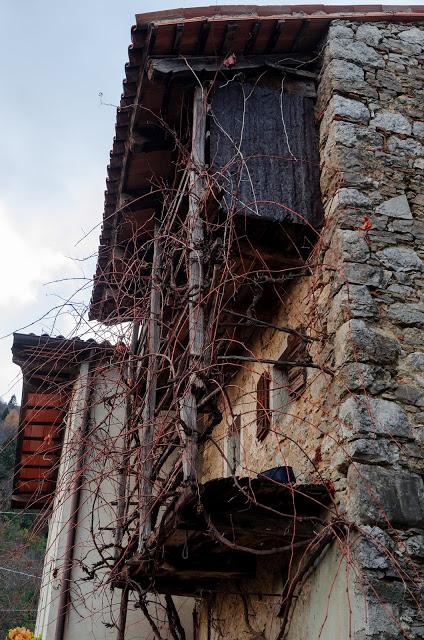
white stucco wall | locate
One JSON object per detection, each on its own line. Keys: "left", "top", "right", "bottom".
{"left": 35, "top": 358, "right": 194, "bottom": 640}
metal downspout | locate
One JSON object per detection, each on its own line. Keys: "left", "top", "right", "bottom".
{"left": 53, "top": 351, "right": 95, "bottom": 640}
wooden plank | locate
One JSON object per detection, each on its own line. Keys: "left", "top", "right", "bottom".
{"left": 15, "top": 479, "right": 55, "bottom": 493}
{"left": 23, "top": 424, "right": 61, "bottom": 439}
{"left": 21, "top": 453, "right": 58, "bottom": 467}
{"left": 19, "top": 467, "right": 55, "bottom": 480}
{"left": 147, "top": 54, "right": 317, "bottom": 83}
{"left": 24, "top": 408, "right": 63, "bottom": 424}
{"left": 178, "top": 85, "right": 207, "bottom": 483}
{"left": 26, "top": 392, "right": 66, "bottom": 408}
{"left": 129, "top": 131, "right": 170, "bottom": 154}
{"left": 139, "top": 227, "right": 162, "bottom": 545}
{"left": 210, "top": 80, "right": 323, "bottom": 226}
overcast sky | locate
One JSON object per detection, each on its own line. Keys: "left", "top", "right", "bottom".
{"left": 0, "top": 1, "right": 413, "bottom": 399}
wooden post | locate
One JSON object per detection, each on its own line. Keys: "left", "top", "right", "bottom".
{"left": 138, "top": 224, "right": 162, "bottom": 549}
{"left": 116, "top": 586, "right": 129, "bottom": 640}
{"left": 114, "top": 321, "right": 140, "bottom": 560}
{"left": 179, "top": 86, "right": 207, "bottom": 483}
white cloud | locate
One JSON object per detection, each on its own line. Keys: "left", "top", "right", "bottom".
{"left": 0, "top": 201, "right": 71, "bottom": 307}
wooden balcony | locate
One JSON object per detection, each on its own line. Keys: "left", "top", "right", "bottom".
{"left": 119, "top": 475, "right": 332, "bottom": 596}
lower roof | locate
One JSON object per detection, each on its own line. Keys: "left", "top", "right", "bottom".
{"left": 11, "top": 333, "right": 109, "bottom": 509}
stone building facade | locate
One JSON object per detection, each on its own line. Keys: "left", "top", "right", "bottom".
{"left": 198, "top": 16, "right": 424, "bottom": 640}
{"left": 13, "top": 8, "right": 424, "bottom": 640}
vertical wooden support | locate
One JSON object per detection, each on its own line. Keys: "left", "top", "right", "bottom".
{"left": 138, "top": 224, "right": 162, "bottom": 549}
{"left": 114, "top": 321, "right": 140, "bottom": 560}
{"left": 116, "top": 586, "right": 129, "bottom": 640}
{"left": 179, "top": 86, "right": 208, "bottom": 483}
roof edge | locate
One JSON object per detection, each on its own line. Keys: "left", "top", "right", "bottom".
{"left": 135, "top": 4, "right": 424, "bottom": 27}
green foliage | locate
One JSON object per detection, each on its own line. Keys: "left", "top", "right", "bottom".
{"left": 0, "top": 397, "right": 47, "bottom": 636}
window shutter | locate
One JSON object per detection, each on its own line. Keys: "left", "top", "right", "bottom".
{"left": 282, "top": 334, "right": 308, "bottom": 401}
{"left": 227, "top": 414, "right": 241, "bottom": 474}
{"left": 256, "top": 371, "right": 271, "bottom": 441}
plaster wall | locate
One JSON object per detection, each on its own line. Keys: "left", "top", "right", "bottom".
{"left": 36, "top": 360, "right": 193, "bottom": 640}
{"left": 197, "top": 545, "right": 364, "bottom": 640}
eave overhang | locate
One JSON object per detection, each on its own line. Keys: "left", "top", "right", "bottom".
{"left": 89, "top": 4, "right": 424, "bottom": 324}
{"left": 10, "top": 333, "right": 107, "bottom": 509}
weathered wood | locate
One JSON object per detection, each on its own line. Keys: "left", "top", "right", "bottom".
{"left": 116, "top": 587, "right": 129, "bottom": 640}
{"left": 124, "top": 478, "right": 332, "bottom": 596}
{"left": 24, "top": 408, "right": 63, "bottom": 424}
{"left": 147, "top": 55, "right": 317, "bottom": 85}
{"left": 26, "top": 392, "right": 66, "bottom": 408}
{"left": 210, "top": 80, "right": 323, "bottom": 226}
{"left": 114, "top": 321, "right": 140, "bottom": 561}
{"left": 178, "top": 86, "right": 207, "bottom": 483}
{"left": 129, "top": 131, "right": 170, "bottom": 154}
{"left": 217, "top": 355, "right": 332, "bottom": 375}
{"left": 237, "top": 240, "right": 306, "bottom": 267}
{"left": 139, "top": 226, "right": 162, "bottom": 548}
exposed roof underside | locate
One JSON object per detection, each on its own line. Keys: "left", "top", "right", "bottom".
{"left": 11, "top": 334, "right": 101, "bottom": 509}
{"left": 89, "top": 5, "right": 424, "bottom": 323}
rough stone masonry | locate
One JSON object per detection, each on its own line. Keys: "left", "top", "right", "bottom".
{"left": 318, "top": 18, "right": 424, "bottom": 640}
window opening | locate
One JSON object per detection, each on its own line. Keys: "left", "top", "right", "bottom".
{"left": 227, "top": 414, "right": 241, "bottom": 475}
{"left": 256, "top": 371, "right": 271, "bottom": 441}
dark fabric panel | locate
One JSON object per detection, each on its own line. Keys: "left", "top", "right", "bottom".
{"left": 210, "top": 81, "right": 322, "bottom": 227}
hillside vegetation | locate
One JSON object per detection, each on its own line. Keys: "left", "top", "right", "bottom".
{"left": 0, "top": 397, "right": 46, "bottom": 637}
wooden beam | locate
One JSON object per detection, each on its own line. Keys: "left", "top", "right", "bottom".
{"left": 114, "top": 321, "right": 140, "bottom": 562}
{"left": 265, "top": 19, "right": 285, "bottom": 53}
{"left": 221, "top": 22, "right": 237, "bottom": 55}
{"left": 290, "top": 19, "right": 311, "bottom": 53}
{"left": 178, "top": 86, "right": 207, "bottom": 484}
{"left": 172, "top": 23, "right": 184, "bottom": 55}
{"left": 147, "top": 54, "right": 317, "bottom": 82}
{"left": 244, "top": 20, "right": 261, "bottom": 54}
{"left": 129, "top": 132, "right": 170, "bottom": 154}
{"left": 196, "top": 20, "right": 210, "bottom": 55}
{"left": 139, "top": 225, "right": 162, "bottom": 546}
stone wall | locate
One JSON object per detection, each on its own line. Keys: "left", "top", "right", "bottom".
{"left": 318, "top": 19, "right": 424, "bottom": 640}
{"left": 199, "top": 19, "right": 424, "bottom": 640}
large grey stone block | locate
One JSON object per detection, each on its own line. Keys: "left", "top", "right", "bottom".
{"left": 394, "top": 384, "right": 423, "bottom": 406}
{"left": 326, "top": 95, "right": 370, "bottom": 125}
{"left": 413, "top": 121, "right": 424, "bottom": 141}
{"left": 337, "top": 188, "right": 372, "bottom": 208}
{"left": 339, "top": 362, "right": 392, "bottom": 394}
{"left": 339, "top": 396, "right": 412, "bottom": 440}
{"left": 376, "top": 247, "right": 423, "bottom": 272}
{"left": 347, "top": 464, "right": 424, "bottom": 527}
{"left": 387, "top": 303, "right": 424, "bottom": 327}
{"left": 405, "top": 352, "right": 424, "bottom": 371}
{"left": 387, "top": 135, "right": 424, "bottom": 157}
{"left": 340, "top": 230, "right": 371, "bottom": 262}
{"left": 328, "top": 38, "right": 385, "bottom": 68}
{"left": 326, "top": 229, "right": 371, "bottom": 270}
{"left": 406, "top": 533, "right": 424, "bottom": 558}
{"left": 376, "top": 195, "right": 413, "bottom": 220}
{"left": 348, "top": 438, "right": 400, "bottom": 467}
{"left": 335, "top": 320, "right": 401, "bottom": 367}
{"left": 329, "top": 121, "right": 384, "bottom": 148}
{"left": 398, "top": 27, "right": 424, "bottom": 46}
{"left": 324, "top": 59, "right": 364, "bottom": 85}
{"left": 328, "top": 285, "right": 377, "bottom": 333}
{"left": 355, "top": 526, "right": 393, "bottom": 570}
{"left": 343, "top": 263, "right": 392, "bottom": 288}
{"left": 371, "top": 111, "right": 412, "bottom": 135}
{"left": 356, "top": 24, "right": 383, "bottom": 47}
{"left": 329, "top": 23, "right": 354, "bottom": 39}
